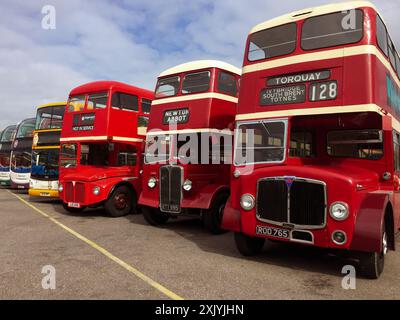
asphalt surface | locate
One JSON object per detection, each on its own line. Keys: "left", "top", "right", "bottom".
{"left": 0, "top": 187, "right": 399, "bottom": 300}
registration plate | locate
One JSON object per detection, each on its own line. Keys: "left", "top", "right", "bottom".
{"left": 0, "top": 182, "right": 6, "bottom": 185}
{"left": 40, "top": 192, "right": 51, "bottom": 197}
{"left": 68, "top": 202, "right": 81, "bottom": 208}
{"left": 17, "top": 185, "right": 25, "bottom": 189}
{"left": 256, "top": 226, "right": 290, "bottom": 239}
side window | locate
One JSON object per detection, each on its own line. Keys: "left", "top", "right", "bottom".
{"left": 388, "top": 36, "right": 397, "bottom": 71}
{"left": 290, "top": 131, "right": 314, "bottom": 158}
{"left": 142, "top": 98, "right": 152, "bottom": 114}
{"left": 111, "top": 93, "right": 139, "bottom": 111}
{"left": 118, "top": 146, "right": 137, "bottom": 166}
{"left": 217, "top": 71, "right": 238, "bottom": 96}
{"left": 376, "top": 14, "right": 388, "bottom": 56}
{"left": 394, "top": 132, "right": 400, "bottom": 171}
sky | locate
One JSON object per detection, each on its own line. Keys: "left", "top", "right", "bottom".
{"left": 0, "top": 0, "right": 399, "bottom": 128}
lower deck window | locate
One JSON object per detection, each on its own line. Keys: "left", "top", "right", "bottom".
{"left": 80, "top": 143, "right": 109, "bottom": 166}
{"left": 327, "top": 129, "right": 383, "bottom": 160}
{"left": 290, "top": 131, "right": 314, "bottom": 158}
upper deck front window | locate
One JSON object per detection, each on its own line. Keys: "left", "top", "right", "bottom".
{"left": 301, "top": 10, "right": 364, "bottom": 50}
{"left": 218, "top": 71, "right": 238, "bottom": 96}
{"left": 155, "top": 76, "right": 180, "bottom": 98}
{"left": 182, "top": 71, "right": 210, "bottom": 94}
{"left": 36, "top": 106, "right": 65, "bottom": 130}
{"left": 87, "top": 92, "right": 108, "bottom": 110}
{"left": 248, "top": 23, "right": 297, "bottom": 61}
{"left": 1, "top": 127, "right": 16, "bottom": 142}
{"left": 68, "top": 95, "right": 86, "bottom": 112}
{"left": 16, "top": 120, "right": 35, "bottom": 139}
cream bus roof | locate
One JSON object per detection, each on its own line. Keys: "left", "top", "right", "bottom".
{"left": 159, "top": 60, "right": 241, "bottom": 77}
{"left": 250, "top": 1, "right": 378, "bottom": 34}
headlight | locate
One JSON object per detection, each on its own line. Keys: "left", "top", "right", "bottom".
{"left": 58, "top": 183, "right": 63, "bottom": 193}
{"left": 182, "top": 179, "right": 192, "bottom": 191}
{"left": 240, "top": 194, "right": 255, "bottom": 211}
{"left": 29, "top": 180, "right": 33, "bottom": 188}
{"left": 148, "top": 177, "right": 157, "bottom": 189}
{"left": 93, "top": 186, "right": 100, "bottom": 196}
{"left": 330, "top": 202, "right": 349, "bottom": 221}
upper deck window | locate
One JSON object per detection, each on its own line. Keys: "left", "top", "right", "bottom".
{"left": 87, "top": 92, "right": 108, "bottom": 110}
{"left": 388, "top": 36, "right": 397, "bottom": 71}
{"left": 16, "top": 119, "right": 35, "bottom": 139}
{"left": 0, "top": 127, "right": 16, "bottom": 142}
{"left": 218, "top": 71, "right": 238, "bottom": 96}
{"left": 68, "top": 95, "right": 86, "bottom": 112}
{"left": 36, "top": 106, "right": 65, "bottom": 130}
{"left": 301, "top": 10, "right": 363, "bottom": 50}
{"left": 182, "top": 71, "right": 210, "bottom": 94}
{"left": 142, "top": 98, "right": 152, "bottom": 114}
{"left": 155, "top": 76, "right": 180, "bottom": 98}
{"left": 111, "top": 92, "right": 139, "bottom": 111}
{"left": 327, "top": 129, "right": 383, "bottom": 160}
{"left": 376, "top": 14, "right": 388, "bottom": 56}
{"left": 248, "top": 23, "right": 297, "bottom": 61}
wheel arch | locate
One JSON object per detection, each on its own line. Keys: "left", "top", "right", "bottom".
{"left": 108, "top": 181, "right": 138, "bottom": 205}
{"left": 384, "top": 201, "right": 395, "bottom": 251}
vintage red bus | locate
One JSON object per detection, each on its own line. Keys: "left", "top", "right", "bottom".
{"left": 58, "top": 81, "right": 153, "bottom": 217}
{"left": 0, "top": 125, "right": 17, "bottom": 186}
{"left": 139, "top": 60, "right": 241, "bottom": 233}
{"left": 222, "top": 1, "right": 400, "bottom": 278}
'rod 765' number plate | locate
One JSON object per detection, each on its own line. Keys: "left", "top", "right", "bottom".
{"left": 256, "top": 226, "right": 290, "bottom": 239}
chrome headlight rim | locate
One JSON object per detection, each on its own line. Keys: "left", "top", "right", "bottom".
{"left": 58, "top": 183, "right": 64, "bottom": 193}
{"left": 331, "top": 230, "right": 347, "bottom": 245}
{"left": 329, "top": 201, "right": 349, "bottom": 221}
{"left": 92, "top": 186, "right": 101, "bottom": 196}
{"left": 182, "top": 179, "right": 192, "bottom": 191}
{"left": 240, "top": 194, "right": 255, "bottom": 211}
{"left": 148, "top": 177, "right": 157, "bottom": 189}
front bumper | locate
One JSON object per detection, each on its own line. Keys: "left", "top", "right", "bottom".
{"left": 29, "top": 188, "right": 59, "bottom": 198}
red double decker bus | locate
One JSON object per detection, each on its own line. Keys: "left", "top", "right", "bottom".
{"left": 139, "top": 60, "right": 241, "bottom": 233}
{"left": 222, "top": 1, "right": 400, "bottom": 278}
{"left": 58, "top": 81, "right": 153, "bottom": 217}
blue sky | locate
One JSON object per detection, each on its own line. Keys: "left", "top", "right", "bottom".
{"left": 0, "top": 0, "right": 399, "bottom": 128}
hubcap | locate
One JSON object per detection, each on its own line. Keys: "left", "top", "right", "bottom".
{"left": 383, "top": 232, "right": 388, "bottom": 255}
{"left": 114, "top": 193, "right": 128, "bottom": 210}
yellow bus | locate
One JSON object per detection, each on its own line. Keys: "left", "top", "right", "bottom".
{"left": 29, "top": 102, "right": 66, "bottom": 198}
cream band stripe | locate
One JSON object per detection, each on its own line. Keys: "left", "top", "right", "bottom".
{"left": 60, "top": 136, "right": 143, "bottom": 142}
{"left": 152, "top": 92, "right": 238, "bottom": 105}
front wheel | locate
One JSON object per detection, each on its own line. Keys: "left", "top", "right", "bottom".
{"left": 105, "top": 186, "right": 135, "bottom": 217}
{"left": 142, "top": 206, "right": 169, "bottom": 226}
{"left": 359, "top": 226, "right": 387, "bottom": 279}
{"left": 202, "top": 193, "right": 229, "bottom": 235}
{"left": 234, "top": 232, "right": 265, "bottom": 256}
{"left": 62, "top": 202, "right": 86, "bottom": 213}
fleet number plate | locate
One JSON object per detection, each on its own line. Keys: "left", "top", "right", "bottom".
{"left": 68, "top": 202, "right": 81, "bottom": 208}
{"left": 40, "top": 192, "right": 51, "bottom": 197}
{"left": 256, "top": 226, "right": 290, "bottom": 239}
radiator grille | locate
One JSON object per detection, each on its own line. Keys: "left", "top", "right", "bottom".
{"left": 159, "top": 166, "right": 182, "bottom": 213}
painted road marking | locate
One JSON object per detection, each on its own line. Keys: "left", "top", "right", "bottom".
{"left": 7, "top": 190, "right": 184, "bottom": 300}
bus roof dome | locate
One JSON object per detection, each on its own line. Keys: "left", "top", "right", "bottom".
{"left": 250, "top": 1, "right": 378, "bottom": 34}
{"left": 159, "top": 60, "right": 241, "bottom": 78}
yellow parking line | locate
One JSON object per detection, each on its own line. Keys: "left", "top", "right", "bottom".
{"left": 8, "top": 190, "right": 184, "bottom": 300}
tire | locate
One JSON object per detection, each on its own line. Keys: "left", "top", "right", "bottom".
{"left": 62, "top": 202, "right": 85, "bottom": 213}
{"left": 105, "top": 186, "right": 135, "bottom": 217}
{"left": 203, "top": 193, "right": 229, "bottom": 235}
{"left": 142, "top": 206, "right": 169, "bottom": 226}
{"left": 359, "top": 224, "right": 387, "bottom": 279}
{"left": 234, "top": 232, "right": 265, "bottom": 256}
